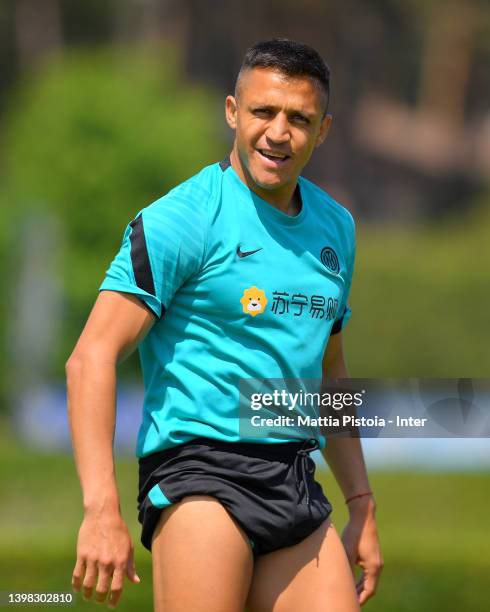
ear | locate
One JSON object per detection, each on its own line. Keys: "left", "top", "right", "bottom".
{"left": 315, "top": 113, "right": 332, "bottom": 147}
{"left": 225, "top": 95, "right": 238, "bottom": 130}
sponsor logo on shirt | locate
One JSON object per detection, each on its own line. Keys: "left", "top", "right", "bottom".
{"left": 240, "top": 286, "right": 268, "bottom": 316}
{"left": 240, "top": 286, "right": 338, "bottom": 321}
{"left": 271, "top": 292, "right": 339, "bottom": 320}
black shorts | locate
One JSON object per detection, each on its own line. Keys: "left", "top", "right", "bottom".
{"left": 137, "top": 437, "right": 332, "bottom": 556}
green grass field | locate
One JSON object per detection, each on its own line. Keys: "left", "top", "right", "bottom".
{"left": 1, "top": 433, "right": 488, "bottom": 612}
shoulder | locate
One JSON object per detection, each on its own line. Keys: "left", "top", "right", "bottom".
{"left": 138, "top": 161, "right": 223, "bottom": 231}
{"left": 300, "top": 176, "right": 355, "bottom": 233}
{"left": 168, "top": 161, "right": 223, "bottom": 202}
{"left": 300, "top": 176, "right": 356, "bottom": 253}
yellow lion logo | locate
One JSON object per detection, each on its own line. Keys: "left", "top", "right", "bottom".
{"left": 240, "top": 286, "right": 268, "bottom": 317}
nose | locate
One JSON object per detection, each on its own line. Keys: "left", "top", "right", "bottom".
{"left": 266, "top": 113, "right": 290, "bottom": 144}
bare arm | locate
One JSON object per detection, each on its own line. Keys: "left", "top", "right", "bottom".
{"left": 66, "top": 290, "right": 155, "bottom": 608}
{"left": 321, "top": 332, "right": 383, "bottom": 606}
{"left": 321, "top": 332, "right": 372, "bottom": 502}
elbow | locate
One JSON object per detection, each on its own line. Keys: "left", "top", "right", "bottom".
{"left": 65, "top": 345, "right": 116, "bottom": 405}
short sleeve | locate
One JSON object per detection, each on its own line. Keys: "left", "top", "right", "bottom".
{"left": 99, "top": 191, "right": 208, "bottom": 318}
{"left": 331, "top": 217, "right": 356, "bottom": 335}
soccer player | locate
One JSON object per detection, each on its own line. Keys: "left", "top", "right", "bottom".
{"left": 67, "top": 39, "right": 383, "bottom": 611}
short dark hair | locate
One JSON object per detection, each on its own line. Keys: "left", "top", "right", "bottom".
{"left": 236, "top": 38, "right": 330, "bottom": 110}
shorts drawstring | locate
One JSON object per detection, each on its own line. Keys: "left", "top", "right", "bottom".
{"left": 295, "top": 438, "right": 319, "bottom": 506}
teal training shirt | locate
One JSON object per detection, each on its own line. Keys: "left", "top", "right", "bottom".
{"left": 100, "top": 159, "right": 356, "bottom": 456}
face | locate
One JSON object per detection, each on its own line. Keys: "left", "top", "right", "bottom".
{"left": 226, "top": 68, "right": 332, "bottom": 204}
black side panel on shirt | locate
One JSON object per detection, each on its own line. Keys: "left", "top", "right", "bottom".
{"left": 331, "top": 307, "right": 346, "bottom": 335}
{"left": 129, "top": 215, "right": 156, "bottom": 296}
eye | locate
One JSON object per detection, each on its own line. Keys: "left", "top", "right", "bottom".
{"left": 253, "top": 108, "right": 273, "bottom": 118}
{"left": 291, "top": 113, "right": 309, "bottom": 124}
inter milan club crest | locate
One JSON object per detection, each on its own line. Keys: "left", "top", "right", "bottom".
{"left": 320, "top": 247, "right": 340, "bottom": 274}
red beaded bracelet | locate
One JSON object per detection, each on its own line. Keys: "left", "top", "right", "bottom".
{"left": 345, "top": 491, "right": 373, "bottom": 504}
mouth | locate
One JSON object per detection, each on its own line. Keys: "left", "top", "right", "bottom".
{"left": 257, "top": 149, "right": 291, "bottom": 166}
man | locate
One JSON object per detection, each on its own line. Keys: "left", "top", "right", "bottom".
{"left": 67, "top": 39, "right": 383, "bottom": 611}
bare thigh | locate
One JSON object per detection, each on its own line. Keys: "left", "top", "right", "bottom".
{"left": 247, "top": 519, "right": 360, "bottom": 612}
{"left": 151, "top": 495, "right": 254, "bottom": 612}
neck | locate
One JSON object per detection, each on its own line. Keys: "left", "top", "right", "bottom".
{"left": 229, "top": 149, "right": 300, "bottom": 216}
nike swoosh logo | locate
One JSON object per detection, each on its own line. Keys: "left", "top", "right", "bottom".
{"left": 236, "top": 246, "right": 263, "bottom": 258}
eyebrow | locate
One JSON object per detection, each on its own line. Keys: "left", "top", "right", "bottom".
{"left": 249, "top": 103, "right": 315, "bottom": 121}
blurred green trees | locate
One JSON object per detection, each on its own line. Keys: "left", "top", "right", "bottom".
{"left": 0, "top": 46, "right": 225, "bottom": 407}
{"left": 346, "top": 203, "right": 490, "bottom": 377}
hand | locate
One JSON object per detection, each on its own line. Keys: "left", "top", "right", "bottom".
{"left": 72, "top": 510, "right": 141, "bottom": 608}
{"left": 341, "top": 497, "right": 383, "bottom": 606}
